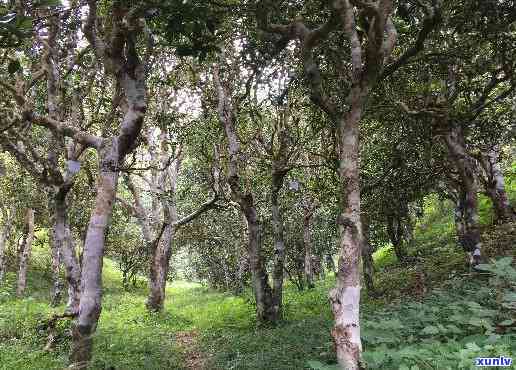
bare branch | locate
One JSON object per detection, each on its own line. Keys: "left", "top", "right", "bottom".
{"left": 26, "top": 112, "right": 102, "bottom": 149}
{"left": 175, "top": 196, "right": 219, "bottom": 227}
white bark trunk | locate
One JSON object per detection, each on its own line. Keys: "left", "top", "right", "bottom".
{"left": 330, "top": 109, "right": 363, "bottom": 370}
{"left": 69, "top": 3, "right": 148, "bottom": 363}
{"left": 479, "top": 146, "right": 515, "bottom": 223}
{"left": 70, "top": 162, "right": 118, "bottom": 367}
{"left": 444, "top": 124, "right": 481, "bottom": 264}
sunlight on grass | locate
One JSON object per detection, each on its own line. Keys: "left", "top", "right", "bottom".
{"left": 1, "top": 184, "right": 515, "bottom": 369}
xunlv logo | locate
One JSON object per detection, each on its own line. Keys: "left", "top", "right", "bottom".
{"left": 475, "top": 356, "right": 512, "bottom": 367}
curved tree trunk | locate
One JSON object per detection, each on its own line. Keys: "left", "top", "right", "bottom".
{"left": 444, "top": 123, "right": 481, "bottom": 265}
{"left": 0, "top": 206, "right": 14, "bottom": 283}
{"left": 146, "top": 143, "right": 179, "bottom": 312}
{"left": 479, "top": 146, "right": 515, "bottom": 223}
{"left": 16, "top": 208, "right": 35, "bottom": 297}
{"left": 69, "top": 1, "right": 148, "bottom": 363}
{"left": 70, "top": 163, "right": 119, "bottom": 367}
{"left": 214, "top": 62, "right": 277, "bottom": 324}
{"left": 70, "top": 80, "right": 146, "bottom": 368}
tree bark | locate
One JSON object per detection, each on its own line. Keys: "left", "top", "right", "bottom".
{"left": 50, "top": 190, "right": 81, "bottom": 315}
{"left": 329, "top": 110, "right": 364, "bottom": 370}
{"left": 16, "top": 208, "right": 35, "bottom": 297}
{"left": 479, "top": 146, "right": 515, "bottom": 223}
{"left": 246, "top": 205, "right": 276, "bottom": 322}
{"left": 70, "top": 161, "right": 118, "bottom": 366}
{"left": 147, "top": 222, "right": 175, "bottom": 311}
{"left": 50, "top": 233, "right": 62, "bottom": 306}
{"left": 443, "top": 123, "right": 482, "bottom": 265}
{"left": 0, "top": 206, "right": 14, "bottom": 282}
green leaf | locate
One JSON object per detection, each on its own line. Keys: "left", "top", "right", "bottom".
{"left": 421, "top": 325, "right": 439, "bottom": 335}
{"left": 496, "top": 257, "right": 513, "bottom": 267}
{"left": 465, "top": 342, "right": 481, "bottom": 351}
{"left": 498, "top": 319, "right": 515, "bottom": 326}
{"left": 446, "top": 324, "right": 462, "bottom": 334}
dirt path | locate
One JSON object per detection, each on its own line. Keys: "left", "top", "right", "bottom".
{"left": 176, "top": 330, "right": 207, "bottom": 370}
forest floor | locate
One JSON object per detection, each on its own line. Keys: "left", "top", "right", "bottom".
{"left": 0, "top": 197, "right": 515, "bottom": 369}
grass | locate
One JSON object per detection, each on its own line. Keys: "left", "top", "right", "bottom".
{"left": 1, "top": 257, "right": 514, "bottom": 369}
{"left": 0, "top": 187, "right": 515, "bottom": 369}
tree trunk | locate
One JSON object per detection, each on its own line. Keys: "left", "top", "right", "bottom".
{"left": 329, "top": 110, "right": 363, "bottom": 370}
{"left": 214, "top": 62, "right": 276, "bottom": 324}
{"left": 50, "top": 236, "right": 62, "bottom": 306}
{"left": 146, "top": 141, "right": 180, "bottom": 312}
{"left": 70, "top": 93, "right": 146, "bottom": 364}
{"left": 16, "top": 208, "right": 35, "bottom": 297}
{"left": 245, "top": 206, "right": 276, "bottom": 322}
{"left": 147, "top": 222, "right": 175, "bottom": 311}
{"left": 270, "top": 171, "right": 286, "bottom": 319}
{"left": 444, "top": 123, "right": 481, "bottom": 265}
{"left": 0, "top": 207, "right": 14, "bottom": 282}
{"left": 70, "top": 162, "right": 118, "bottom": 367}
{"left": 479, "top": 146, "right": 515, "bottom": 223}
{"left": 387, "top": 215, "right": 407, "bottom": 262}
{"left": 51, "top": 191, "right": 81, "bottom": 315}
{"left": 303, "top": 211, "right": 315, "bottom": 289}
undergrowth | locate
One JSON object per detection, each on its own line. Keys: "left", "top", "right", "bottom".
{"left": 0, "top": 194, "right": 514, "bottom": 369}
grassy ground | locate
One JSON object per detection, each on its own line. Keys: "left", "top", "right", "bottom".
{"left": 0, "top": 195, "right": 515, "bottom": 369}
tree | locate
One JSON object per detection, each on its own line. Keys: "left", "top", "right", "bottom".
{"left": 16, "top": 208, "right": 35, "bottom": 297}
{"left": 256, "top": 0, "right": 440, "bottom": 366}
